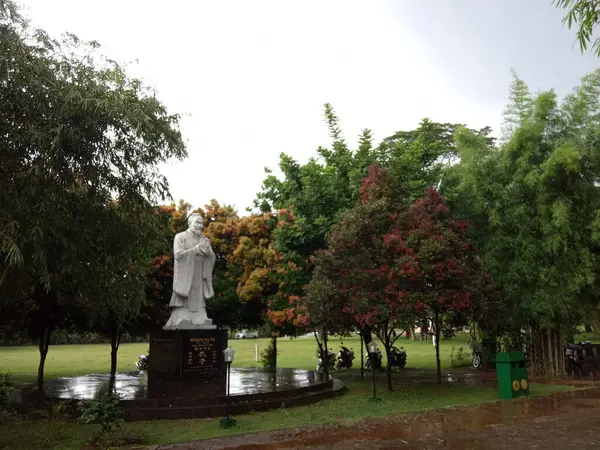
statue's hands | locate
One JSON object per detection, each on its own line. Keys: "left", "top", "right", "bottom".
{"left": 195, "top": 243, "right": 209, "bottom": 256}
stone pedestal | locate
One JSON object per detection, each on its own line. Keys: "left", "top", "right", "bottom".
{"left": 148, "top": 328, "right": 228, "bottom": 382}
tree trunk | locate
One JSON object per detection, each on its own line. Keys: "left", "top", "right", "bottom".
{"left": 546, "top": 328, "right": 553, "bottom": 378}
{"left": 537, "top": 329, "right": 545, "bottom": 375}
{"left": 555, "top": 329, "right": 561, "bottom": 377}
{"left": 110, "top": 325, "right": 121, "bottom": 375}
{"left": 384, "top": 341, "right": 393, "bottom": 391}
{"left": 314, "top": 330, "right": 325, "bottom": 376}
{"left": 434, "top": 312, "right": 442, "bottom": 384}
{"left": 323, "top": 331, "right": 329, "bottom": 378}
{"left": 556, "top": 330, "right": 560, "bottom": 376}
{"left": 360, "top": 327, "right": 373, "bottom": 347}
{"left": 360, "top": 331, "right": 365, "bottom": 380}
{"left": 37, "top": 326, "right": 52, "bottom": 392}
{"left": 558, "top": 330, "right": 566, "bottom": 377}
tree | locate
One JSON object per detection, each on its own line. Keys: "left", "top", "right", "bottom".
{"left": 446, "top": 69, "right": 600, "bottom": 376}
{"left": 83, "top": 201, "right": 157, "bottom": 375}
{"left": 501, "top": 69, "right": 534, "bottom": 142}
{"left": 308, "top": 164, "right": 413, "bottom": 390}
{"left": 386, "top": 188, "right": 489, "bottom": 384}
{"left": 228, "top": 213, "right": 279, "bottom": 330}
{"left": 254, "top": 107, "right": 494, "bottom": 348}
{"left": 554, "top": 0, "right": 600, "bottom": 56}
{"left": 377, "top": 119, "right": 494, "bottom": 205}
{"left": 0, "top": 1, "right": 185, "bottom": 390}
{"left": 310, "top": 163, "right": 491, "bottom": 387}
{"left": 304, "top": 246, "right": 364, "bottom": 378}
{"left": 254, "top": 104, "right": 377, "bottom": 259}
{"left": 202, "top": 201, "right": 266, "bottom": 330}
{"left": 228, "top": 212, "right": 302, "bottom": 366}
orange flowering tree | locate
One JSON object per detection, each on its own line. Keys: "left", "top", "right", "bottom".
{"left": 209, "top": 211, "right": 275, "bottom": 330}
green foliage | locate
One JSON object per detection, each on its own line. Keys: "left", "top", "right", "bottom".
{"left": 260, "top": 339, "right": 277, "bottom": 369}
{"left": 254, "top": 104, "right": 376, "bottom": 259}
{"left": 255, "top": 106, "right": 492, "bottom": 343}
{"left": 497, "top": 331, "right": 529, "bottom": 353}
{"left": 455, "top": 71, "right": 600, "bottom": 329}
{"left": 445, "top": 68, "right": 600, "bottom": 375}
{"left": 554, "top": 0, "right": 600, "bottom": 56}
{"left": 0, "top": 371, "right": 14, "bottom": 410}
{"left": 32, "top": 399, "right": 71, "bottom": 422}
{"left": 78, "top": 393, "right": 121, "bottom": 438}
{"left": 0, "top": 0, "right": 185, "bottom": 388}
{"left": 78, "top": 392, "right": 123, "bottom": 435}
{"left": 501, "top": 69, "right": 534, "bottom": 141}
{"left": 449, "top": 346, "right": 470, "bottom": 368}
{"left": 0, "top": 0, "right": 185, "bottom": 288}
{"left": 377, "top": 119, "right": 494, "bottom": 205}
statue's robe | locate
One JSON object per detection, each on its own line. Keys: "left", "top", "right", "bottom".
{"left": 165, "top": 229, "right": 215, "bottom": 327}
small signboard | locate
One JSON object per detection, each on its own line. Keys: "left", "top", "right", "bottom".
{"left": 182, "top": 334, "right": 220, "bottom": 374}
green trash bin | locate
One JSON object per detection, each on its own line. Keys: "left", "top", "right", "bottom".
{"left": 494, "top": 351, "right": 529, "bottom": 400}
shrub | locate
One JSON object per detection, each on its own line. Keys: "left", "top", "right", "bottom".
{"left": 0, "top": 371, "right": 14, "bottom": 410}
{"left": 260, "top": 340, "right": 277, "bottom": 369}
{"left": 32, "top": 400, "right": 71, "bottom": 421}
{"left": 450, "top": 345, "right": 470, "bottom": 368}
{"left": 78, "top": 392, "right": 123, "bottom": 435}
{"left": 86, "top": 428, "right": 149, "bottom": 449}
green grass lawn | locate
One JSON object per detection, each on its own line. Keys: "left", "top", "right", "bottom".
{"left": 1, "top": 333, "right": 471, "bottom": 382}
{"left": 0, "top": 334, "right": 578, "bottom": 449}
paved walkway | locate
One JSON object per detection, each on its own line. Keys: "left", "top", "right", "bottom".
{"left": 153, "top": 387, "right": 600, "bottom": 449}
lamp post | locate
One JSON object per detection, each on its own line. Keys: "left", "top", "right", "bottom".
{"left": 367, "top": 341, "right": 381, "bottom": 401}
{"left": 220, "top": 347, "right": 237, "bottom": 428}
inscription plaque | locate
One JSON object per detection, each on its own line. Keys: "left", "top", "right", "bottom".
{"left": 183, "top": 335, "right": 220, "bottom": 374}
{"left": 148, "top": 329, "right": 227, "bottom": 382}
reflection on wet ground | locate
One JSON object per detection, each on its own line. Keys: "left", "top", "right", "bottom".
{"left": 160, "top": 387, "right": 600, "bottom": 449}
{"left": 42, "top": 368, "right": 329, "bottom": 401}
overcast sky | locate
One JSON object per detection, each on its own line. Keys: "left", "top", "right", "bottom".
{"left": 19, "top": 0, "right": 600, "bottom": 213}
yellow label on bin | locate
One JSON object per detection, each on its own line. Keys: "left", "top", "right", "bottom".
{"left": 521, "top": 379, "right": 528, "bottom": 390}
{"left": 512, "top": 380, "right": 520, "bottom": 391}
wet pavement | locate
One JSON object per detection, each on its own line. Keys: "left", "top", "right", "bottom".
{"left": 154, "top": 387, "right": 600, "bottom": 449}
{"left": 41, "top": 368, "right": 328, "bottom": 400}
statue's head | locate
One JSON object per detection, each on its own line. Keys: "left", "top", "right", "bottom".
{"left": 188, "top": 213, "right": 204, "bottom": 235}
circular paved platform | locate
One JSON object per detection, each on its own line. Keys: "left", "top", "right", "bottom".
{"left": 34, "top": 368, "right": 345, "bottom": 421}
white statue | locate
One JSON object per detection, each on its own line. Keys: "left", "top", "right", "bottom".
{"left": 164, "top": 213, "right": 216, "bottom": 330}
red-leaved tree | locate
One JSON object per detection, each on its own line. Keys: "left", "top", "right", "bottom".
{"left": 310, "top": 163, "right": 491, "bottom": 387}
{"left": 386, "top": 187, "right": 489, "bottom": 383}
{"left": 310, "top": 165, "right": 415, "bottom": 390}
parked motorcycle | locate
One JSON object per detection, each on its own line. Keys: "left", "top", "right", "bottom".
{"left": 366, "top": 347, "right": 407, "bottom": 370}
{"left": 390, "top": 346, "right": 407, "bottom": 369}
{"left": 336, "top": 345, "right": 355, "bottom": 369}
{"left": 316, "top": 348, "right": 336, "bottom": 371}
{"left": 565, "top": 342, "right": 584, "bottom": 374}
{"left": 472, "top": 349, "right": 483, "bottom": 369}
{"left": 136, "top": 353, "right": 149, "bottom": 371}
{"left": 365, "top": 347, "right": 383, "bottom": 370}
{"left": 468, "top": 336, "right": 484, "bottom": 369}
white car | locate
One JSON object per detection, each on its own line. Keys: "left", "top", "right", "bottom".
{"left": 236, "top": 329, "right": 259, "bottom": 339}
